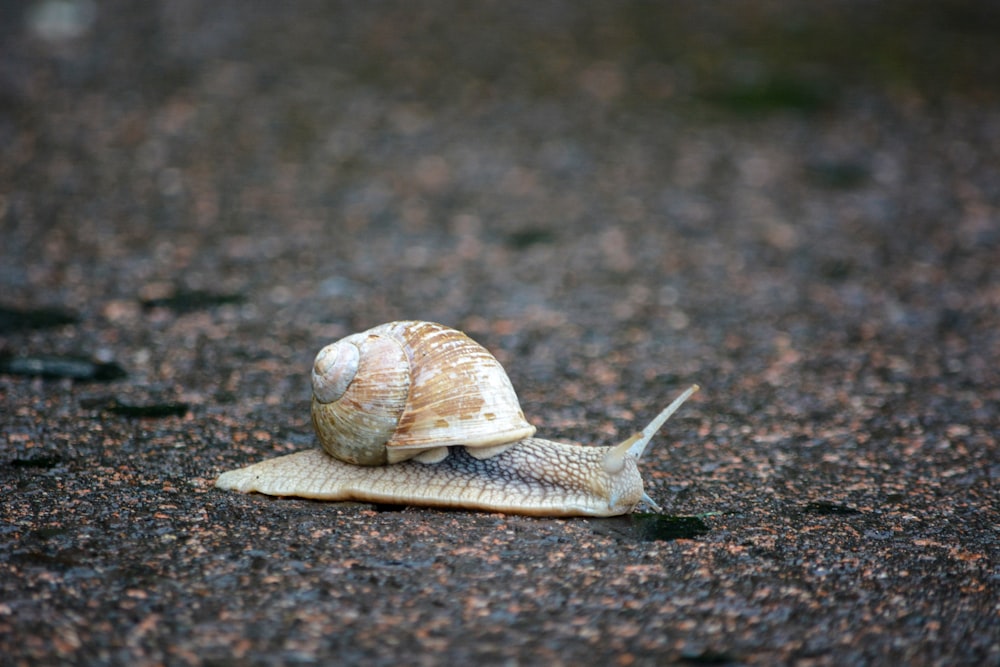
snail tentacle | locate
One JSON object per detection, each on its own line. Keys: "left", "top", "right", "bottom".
{"left": 601, "top": 384, "right": 700, "bottom": 474}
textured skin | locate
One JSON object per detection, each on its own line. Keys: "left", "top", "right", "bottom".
{"left": 215, "top": 439, "right": 646, "bottom": 517}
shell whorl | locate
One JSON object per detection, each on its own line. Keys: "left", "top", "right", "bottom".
{"left": 310, "top": 321, "right": 536, "bottom": 466}
{"left": 312, "top": 337, "right": 363, "bottom": 403}
{"left": 310, "top": 330, "right": 411, "bottom": 465}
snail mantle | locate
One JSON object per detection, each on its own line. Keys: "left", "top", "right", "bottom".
{"left": 215, "top": 320, "right": 699, "bottom": 517}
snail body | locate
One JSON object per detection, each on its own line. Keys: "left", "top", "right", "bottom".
{"left": 216, "top": 321, "right": 698, "bottom": 517}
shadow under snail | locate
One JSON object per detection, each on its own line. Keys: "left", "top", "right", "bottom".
{"left": 215, "top": 320, "right": 699, "bottom": 517}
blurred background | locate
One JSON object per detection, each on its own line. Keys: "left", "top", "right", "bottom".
{"left": 3, "top": 0, "right": 998, "bottom": 444}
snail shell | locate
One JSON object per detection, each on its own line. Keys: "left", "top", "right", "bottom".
{"left": 310, "top": 321, "right": 536, "bottom": 465}
{"left": 216, "top": 321, "right": 699, "bottom": 517}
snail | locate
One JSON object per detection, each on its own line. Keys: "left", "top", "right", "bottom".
{"left": 215, "top": 321, "right": 698, "bottom": 517}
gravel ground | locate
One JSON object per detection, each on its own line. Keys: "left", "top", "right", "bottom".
{"left": 2, "top": 1, "right": 998, "bottom": 665}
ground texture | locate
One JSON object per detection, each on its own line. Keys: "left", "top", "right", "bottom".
{"left": 1, "top": 1, "right": 998, "bottom": 665}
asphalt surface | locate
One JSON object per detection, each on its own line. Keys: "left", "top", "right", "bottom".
{"left": 2, "top": 1, "right": 998, "bottom": 665}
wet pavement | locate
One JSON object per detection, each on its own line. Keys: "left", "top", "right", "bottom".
{"left": 2, "top": 1, "right": 998, "bottom": 665}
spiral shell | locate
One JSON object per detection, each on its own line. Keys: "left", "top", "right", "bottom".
{"left": 310, "top": 321, "right": 536, "bottom": 465}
